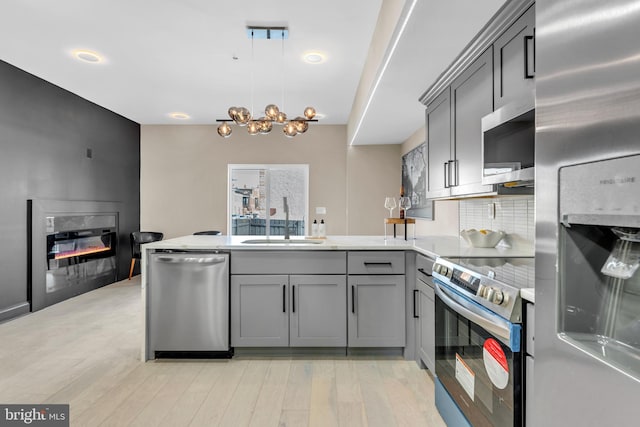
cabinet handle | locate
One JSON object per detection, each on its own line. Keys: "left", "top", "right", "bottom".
{"left": 449, "top": 160, "right": 458, "bottom": 187}
{"left": 292, "top": 285, "right": 296, "bottom": 313}
{"left": 413, "top": 289, "right": 419, "bottom": 319}
{"left": 417, "top": 267, "right": 432, "bottom": 277}
{"left": 282, "top": 284, "right": 286, "bottom": 313}
{"left": 443, "top": 162, "right": 449, "bottom": 188}
{"left": 524, "top": 34, "right": 535, "bottom": 79}
{"left": 363, "top": 262, "right": 392, "bottom": 266}
{"left": 351, "top": 286, "right": 355, "bottom": 314}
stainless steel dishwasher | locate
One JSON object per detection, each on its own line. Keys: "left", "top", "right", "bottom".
{"left": 148, "top": 250, "right": 231, "bottom": 358}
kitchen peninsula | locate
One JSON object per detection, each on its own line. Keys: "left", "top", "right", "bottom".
{"left": 141, "top": 234, "right": 534, "bottom": 361}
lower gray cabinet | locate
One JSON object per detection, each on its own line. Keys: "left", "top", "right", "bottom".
{"left": 231, "top": 274, "right": 346, "bottom": 347}
{"left": 348, "top": 275, "right": 406, "bottom": 347}
{"left": 417, "top": 280, "right": 435, "bottom": 373}
{"left": 231, "top": 275, "right": 289, "bottom": 347}
{"left": 289, "top": 275, "right": 346, "bottom": 347}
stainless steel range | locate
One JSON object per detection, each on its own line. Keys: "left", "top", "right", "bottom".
{"left": 432, "top": 257, "right": 534, "bottom": 427}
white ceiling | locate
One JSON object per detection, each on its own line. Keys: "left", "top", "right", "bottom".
{"left": 0, "top": 0, "right": 506, "bottom": 145}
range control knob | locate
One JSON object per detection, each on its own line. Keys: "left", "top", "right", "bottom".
{"left": 492, "top": 289, "right": 505, "bottom": 305}
{"left": 485, "top": 287, "right": 495, "bottom": 302}
{"left": 477, "top": 284, "right": 487, "bottom": 298}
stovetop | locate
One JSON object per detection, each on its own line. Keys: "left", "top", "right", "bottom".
{"left": 445, "top": 257, "right": 535, "bottom": 290}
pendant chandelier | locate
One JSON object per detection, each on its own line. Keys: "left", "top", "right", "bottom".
{"left": 217, "top": 26, "right": 318, "bottom": 139}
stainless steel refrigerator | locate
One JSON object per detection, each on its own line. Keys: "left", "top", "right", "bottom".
{"left": 536, "top": 0, "right": 640, "bottom": 425}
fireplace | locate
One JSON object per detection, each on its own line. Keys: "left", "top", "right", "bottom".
{"left": 29, "top": 199, "right": 122, "bottom": 311}
{"left": 45, "top": 224, "right": 117, "bottom": 294}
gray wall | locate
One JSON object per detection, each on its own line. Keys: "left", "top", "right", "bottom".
{"left": 0, "top": 59, "right": 140, "bottom": 319}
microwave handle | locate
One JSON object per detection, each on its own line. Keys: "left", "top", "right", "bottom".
{"left": 434, "top": 281, "right": 513, "bottom": 346}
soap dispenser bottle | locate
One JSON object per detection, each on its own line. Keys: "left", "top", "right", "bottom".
{"left": 319, "top": 219, "right": 326, "bottom": 238}
{"left": 312, "top": 219, "right": 319, "bottom": 237}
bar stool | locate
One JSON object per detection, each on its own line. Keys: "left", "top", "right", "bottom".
{"left": 129, "top": 231, "right": 163, "bottom": 280}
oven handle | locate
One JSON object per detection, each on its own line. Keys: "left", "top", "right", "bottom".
{"left": 434, "top": 281, "right": 518, "bottom": 350}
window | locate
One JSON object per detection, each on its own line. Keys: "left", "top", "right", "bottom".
{"left": 228, "top": 164, "right": 309, "bottom": 236}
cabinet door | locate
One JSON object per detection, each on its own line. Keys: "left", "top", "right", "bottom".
{"left": 417, "top": 283, "right": 436, "bottom": 374}
{"left": 231, "top": 275, "right": 289, "bottom": 347}
{"left": 450, "top": 46, "right": 494, "bottom": 196}
{"left": 493, "top": 4, "right": 535, "bottom": 109}
{"left": 426, "top": 87, "right": 452, "bottom": 199}
{"left": 289, "top": 275, "right": 347, "bottom": 347}
{"left": 348, "top": 275, "right": 406, "bottom": 347}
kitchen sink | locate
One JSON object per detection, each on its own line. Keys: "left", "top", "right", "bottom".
{"left": 241, "top": 238, "right": 324, "bottom": 244}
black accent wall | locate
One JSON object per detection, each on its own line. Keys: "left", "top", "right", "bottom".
{"left": 0, "top": 59, "right": 140, "bottom": 321}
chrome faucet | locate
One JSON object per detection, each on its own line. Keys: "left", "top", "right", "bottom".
{"left": 283, "top": 197, "right": 290, "bottom": 240}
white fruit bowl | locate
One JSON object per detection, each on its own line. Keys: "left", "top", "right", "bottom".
{"left": 461, "top": 229, "right": 505, "bottom": 248}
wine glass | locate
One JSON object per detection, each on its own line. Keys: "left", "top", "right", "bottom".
{"left": 384, "top": 197, "right": 397, "bottom": 218}
{"left": 399, "top": 196, "right": 412, "bottom": 215}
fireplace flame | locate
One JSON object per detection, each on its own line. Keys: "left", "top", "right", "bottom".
{"left": 54, "top": 246, "right": 111, "bottom": 260}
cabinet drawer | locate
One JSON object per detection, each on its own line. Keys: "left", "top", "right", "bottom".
{"left": 348, "top": 251, "right": 405, "bottom": 275}
{"left": 526, "top": 302, "right": 535, "bottom": 357}
{"left": 231, "top": 251, "right": 346, "bottom": 274}
{"left": 416, "top": 254, "right": 435, "bottom": 280}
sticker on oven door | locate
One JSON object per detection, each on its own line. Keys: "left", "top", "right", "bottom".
{"left": 455, "top": 353, "right": 475, "bottom": 401}
{"left": 483, "top": 338, "right": 509, "bottom": 389}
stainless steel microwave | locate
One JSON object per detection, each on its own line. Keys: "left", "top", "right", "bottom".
{"left": 481, "top": 98, "right": 535, "bottom": 186}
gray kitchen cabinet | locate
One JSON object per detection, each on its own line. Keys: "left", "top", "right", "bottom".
{"left": 426, "top": 47, "right": 493, "bottom": 198}
{"left": 493, "top": 4, "right": 535, "bottom": 109}
{"left": 231, "top": 274, "right": 347, "bottom": 347}
{"left": 230, "top": 251, "right": 347, "bottom": 348}
{"left": 449, "top": 46, "right": 494, "bottom": 196}
{"left": 348, "top": 274, "right": 406, "bottom": 347}
{"left": 426, "top": 87, "right": 452, "bottom": 199}
{"left": 231, "top": 274, "right": 289, "bottom": 347}
{"left": 417, "top": 281, "right": 435, "bottom": 373}
{"left": 289, "top": 275, "right": 347, "bottom": 347}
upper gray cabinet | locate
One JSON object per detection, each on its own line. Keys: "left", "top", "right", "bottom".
{"left": 426, "top": 88, "right": 451, "bottom": 198}
{"left": 450, "top": 47, "right": 494, "bottom": 197}
{"left": 420, "top": 0, "right": 536, "bottom": 200}
{"left": 426, "top": 48, "right": 494, "bottom": 199}
{"left": 494, "top": 4, "right": 536, "bottom": 109}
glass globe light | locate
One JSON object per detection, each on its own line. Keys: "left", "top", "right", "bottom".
{"left": 275, "top": 111, "right": 287, "bottom": 124}
{"left": 228, "top": 107, "right": 239, "bottom": 121}
{"left": 265, "top": 104, "right": 279, "bottom": 120}
{"left": 236, "top": 107, "right": 251, "bottom": 126}
{"left": 247, "top": 120, "right": 260, "bottom": 135}
{"left": 304, "top": 106, "right": 316, "bottom": 120}
{"left": 258, "top": 117, "right": 272, "bottom": 134}
{"left": 217, "top": 122, "right": 232, "bottom": 138}
{"left": 293, "top": 117, "right": 308, "bottom": 133}
{"left": 283, "top": 122, "right": 298, "bottom": 138}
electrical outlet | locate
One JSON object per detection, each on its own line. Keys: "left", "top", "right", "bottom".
{"left": 316, "top": 207, "right": 327, "bottom": 215}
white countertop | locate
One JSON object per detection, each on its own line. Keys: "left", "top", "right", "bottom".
{"left": 521, "top": 288, "right": 535, "bottom": 303}
{"left": 143, "top": 235, "right": 535, "bottom": 259}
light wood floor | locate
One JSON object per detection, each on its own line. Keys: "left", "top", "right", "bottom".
{"left": 0, "top": 277, "right": 446, "bottom": 427}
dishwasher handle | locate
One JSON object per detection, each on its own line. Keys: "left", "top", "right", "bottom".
{"left": 155, "top": 256, "right": 227, "bottom": 265}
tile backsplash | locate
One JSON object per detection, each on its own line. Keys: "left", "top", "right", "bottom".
{"left": 459, "top": 195, "right": 535, "bottom": 250}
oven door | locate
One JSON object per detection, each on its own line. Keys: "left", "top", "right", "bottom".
{"left": 434, "top": 280, "right": 522, "bottom": 427}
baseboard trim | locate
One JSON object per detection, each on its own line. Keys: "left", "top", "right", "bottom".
{"left": 0, "top": 302, "right": 31, "bottom": 323}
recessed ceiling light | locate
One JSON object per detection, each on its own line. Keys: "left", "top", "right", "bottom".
{"left": 72, "top": 49, "right": 103, "bottom": 63}
{"left": 303, "top": 52, "right": 326, "bottom": 64}
{"left": 169, "top": 112, "right": 190, "bottom": 120}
